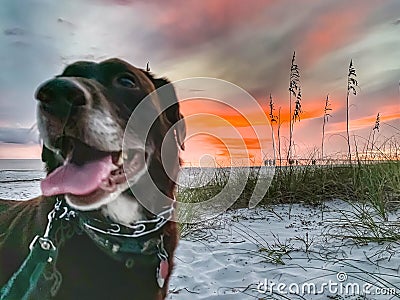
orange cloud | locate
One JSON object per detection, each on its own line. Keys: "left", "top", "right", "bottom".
{"left": 181, "top": 96, "right": 329, "bottom": 130}
{"left": 179, "top": 95, "right": 347, "bottom": 165}
{"left": 327, "top": 110, "right": 400, "bottom": 134}
{"left": 180, "top": 132, "right": 270, "bottom": 166}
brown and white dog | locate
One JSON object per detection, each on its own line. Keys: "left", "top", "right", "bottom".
{"left": 0, "top": 58, "right": 185, "bottom": 299}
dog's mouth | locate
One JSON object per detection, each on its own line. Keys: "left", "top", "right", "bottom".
{"left": 41, "top": 139, "right": 147, "bottom": 210}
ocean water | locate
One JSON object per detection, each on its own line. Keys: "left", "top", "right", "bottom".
{"left": 0, "top": 160, "right": 274, "bottom": 200}
{"left": 0, "top": 159, "right": 45, "bottom": 200}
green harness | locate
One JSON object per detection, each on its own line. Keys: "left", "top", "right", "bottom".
{"left": 0, "top": 198, "right": 172, "bottom": 300}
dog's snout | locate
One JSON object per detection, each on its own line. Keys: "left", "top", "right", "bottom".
{"left": 36, "top": 78, "right": 86, "bottom": 107}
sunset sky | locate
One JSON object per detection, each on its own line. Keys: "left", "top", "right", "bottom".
{"left": 0, "top": 0, "right": 399, "bottom": 165}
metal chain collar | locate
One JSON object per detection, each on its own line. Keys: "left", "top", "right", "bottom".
{"left": 28, "top": 197, "right": 174, "bottom": 265}
{"left": 79, "top": 204, "right": 174, "bottom": 238}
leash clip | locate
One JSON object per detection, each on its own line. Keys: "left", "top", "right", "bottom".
{"left": 28, "top": 198, "right": 68, "bottom": 258}
{"left": 28, "top": 200, "right": 61, "bottom": 262}
{"left": 29, "top": 236, "right": 57, "bottom": 263}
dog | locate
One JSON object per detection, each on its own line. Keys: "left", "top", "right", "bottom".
{"left": 0, "top": 58, "right": 185, "bottom": 299}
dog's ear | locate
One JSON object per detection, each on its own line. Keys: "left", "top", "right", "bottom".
{"left": 146, "top": 75, "right": 186, "bottom": 150}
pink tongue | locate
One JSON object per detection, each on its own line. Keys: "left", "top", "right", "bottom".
{"left": 41, "top": 155, "right": 114, "bottom": 196}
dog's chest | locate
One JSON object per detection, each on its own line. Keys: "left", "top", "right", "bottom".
{"left": 101, "top": 194, "right": 144, "bottom": 226}
{"left": 55, "top": 232, "right": 162, "bottom": 300}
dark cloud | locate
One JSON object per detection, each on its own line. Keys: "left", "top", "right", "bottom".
{"left": 57, "top": 17, "right": 74, "bottom": 27}
{"left": 0, "top": 126, "right": 39, "bottom": 144}
{"left": 3, "top": 27, "right": 25, "bottom": 36}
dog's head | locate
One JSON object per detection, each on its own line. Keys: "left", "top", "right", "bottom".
{"left": 36, "top": 58, "right": 185, "bottom": 216}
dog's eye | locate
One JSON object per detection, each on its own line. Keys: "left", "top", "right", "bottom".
{"left": 116, "top": 75, "right": 137, "bottom": 88}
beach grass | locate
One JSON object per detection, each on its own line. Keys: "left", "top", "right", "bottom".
{"left": 177, "top": 158, "right": 400, "bottom": 243}
{"left": 178, "top": 160, "right": 399, "bottom": 207}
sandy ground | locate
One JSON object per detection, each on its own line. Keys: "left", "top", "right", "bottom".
{"left": 169, "top": 202, "right": 400, "bottom": 299}
{"left": 0, "top": 170, "right": 44, "bottom": 199}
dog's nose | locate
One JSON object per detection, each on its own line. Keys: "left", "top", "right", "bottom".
{"left": 35, "top": 78, "right": 86, "bottom": 107}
